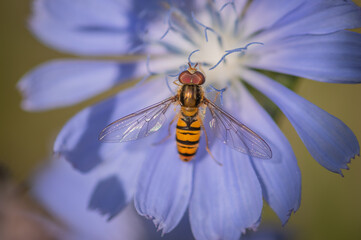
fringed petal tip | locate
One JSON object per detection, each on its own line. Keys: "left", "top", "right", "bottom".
{"left": 240, "top": 218, "right": 261, "bottom": 236}
{"left": 336, "top": 151, "right": 360, "bottom": 177}
{"left": 138, "top": 213, "right": 168, "bottom": 236}
{"left": 19, "top": 100, "right": 34, "bottom": 112}
{"left": 154, "top": 217, "right": 167, "bottom": 237}
{"left": 17, "top": 75, "right": 34, "bottom": 111}
{"left": 242, "top": 70, "right": 360, "bottom": 176}
{"left": 134, "top": 137, "right": 192, "bottom": 236}
{"left": 281, "top": 208, "right": 297, "bottom": 227}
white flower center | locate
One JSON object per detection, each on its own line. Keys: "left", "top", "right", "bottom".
{"left": 148, "top": 4, "right": 260, "bottom": 88}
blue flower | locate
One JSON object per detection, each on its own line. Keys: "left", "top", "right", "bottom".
{"left": 31, "top": 157, "right": 195, "bottom": 240}
{"left": 31, "top": 158, "right": 291, "bottom": 240}
{"left": 20, "top": 0, "right": 361, "bottom": 239}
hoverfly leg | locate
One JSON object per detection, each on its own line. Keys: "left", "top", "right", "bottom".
{"left": 207, "top": 85, "right": 227, "bottom": 105}
{"left": 199, "top": 117, "right": 223, "bottom": 166}
{"left": 173, "top": 79, "right": 182, "bottom": 86}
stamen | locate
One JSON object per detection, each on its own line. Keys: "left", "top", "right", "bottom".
{"left": 188, "top": 49, "right": 200, "bottom": 65}
{"left": 191, "top": 12, "right": 223, "bottom": 46}
{"left": 206, "top": 2, "right": 223, "bottom": 31}
{"left": 164, "top": 65, "right": 188, "bottom": 94}
{"left": 136, "top": 55, "right": 157, "bottom": 86}
{"left": 209, "top": 42, "right": 264, "bottom": 70}
{"left": 168, "top": 65, "right": 188, "bottom": 78}
{"left": 160, "top": 8, "right": 176, "bottom": 40}
{"left": 206, "top": 85, "right": 227, "bottom": 106}
{"left": 156, "top": 41, "right": 184, "bottom": 54}
{"left": 219, "top": 0, "right": 236, "bottom": 13}
{"left": 165, "top": 75, "right": 176, "bottom": 95}
{"left": 127, "top": 43, "right": 145, "bottom": 54}
{"left": 146, "top": 55, "right": 156, "bottom": 75}
{"left": 160, "top": 8, "right": 198, "bottom": 46}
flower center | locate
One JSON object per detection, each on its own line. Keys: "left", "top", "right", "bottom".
{"left": 150, "top": 3, "right": 262, "bottom": 87}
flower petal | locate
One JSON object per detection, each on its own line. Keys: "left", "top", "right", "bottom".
{"left": 217, "top": 0, "right": 248, "bottom": 34}
{"left": 134, "top": 133, "right": 193, "bottom": 234}
{"left": 258, "top": 0, "right": 361, "bottom": 42}
{"left": 54, "top": 79, "right": 169, "bottom": 172}
{"left": 248, "top": 31, "right": 361, "bottom": 83}
{"left": 242, "top": 0, "right": 303, "bottom": 37}
{"left": 36, "top": 0, "right": 130, "bottom": 29}
{"left": 190, "top": 145, "right": 262, "bottom": 239}
{"left": 31, "top": 0, "right": 133, "bottom": 55}
{"left": 31, "top": 158, "right": 148, "bottom": 240}
{"left": 226, "top": 82, "right": 301, "bottom": 225}
{"left": 242, "top": 70, "right": 360, "bottom": 175}
{"left": 31, "top": 0, "right": 199, "bottom": 55}
{"left": 18, "top": 60, "right": 139, "bottom": 111}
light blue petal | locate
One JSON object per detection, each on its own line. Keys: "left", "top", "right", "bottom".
{"left": 242, "top": 70, "right": 360, "bottom": 175}
{"left": 141, "top": 212, "right": 195, "bottom": 240}
{"left": 190, "top": 145, "right": 263, "bottom": 239}
{"left": 54, "top": 79, "right": 169, "bottom": 172}
{"left": 31, "top": 0, "right": 192, "bottom": 55}
{"left": 31, "top": 0, "right": 167, "bottom": 55}
{"left": 85, "top": 135, "right": 153, "bottom": 220}
{"left": 248, "top": 31, "right": 361, "bottom": 83}
{"left": 30, "top": 11, "right": 131, "bottom": 55}
{"left": 134, "top": 131, "right": 193, "bottom": 234}
{"left": 242, "top": 0, "right": 303, "bottom": 37}
{"left": 38, "top": 0, "right": 129, "bottom": 29}
{"left": 18, "top": 60, "right": 139, "bottom": 111}
{"left": 258, "top": 0, "right": 361, "bottom": 42}
{"left": 225, "top": 82, "right": 301, "bottom": 225}
{"left": 31, "top": 158, "right": 149, "bottom": 240}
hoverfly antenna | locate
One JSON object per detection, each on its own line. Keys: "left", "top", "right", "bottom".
{"left": 187, "top": 62, "right": 199, "bottom": 72}
{"left": 187, "top": 62, "right": 195, "bottom": 73}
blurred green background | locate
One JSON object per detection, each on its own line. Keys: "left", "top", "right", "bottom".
{"left": 1, "top": 1, "right": 361, "bottom": 239}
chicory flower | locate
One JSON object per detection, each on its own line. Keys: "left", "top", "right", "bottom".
{"left": 20, "top": 0, "right": 361, "bottom": 239}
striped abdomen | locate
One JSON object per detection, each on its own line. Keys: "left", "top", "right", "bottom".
{"left": 176, "top": 107, "right": 201, "bottom": 162}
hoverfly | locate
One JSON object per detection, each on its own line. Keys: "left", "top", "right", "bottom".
{"left": 99, "top": 63, "right": 272, "bottom": 161}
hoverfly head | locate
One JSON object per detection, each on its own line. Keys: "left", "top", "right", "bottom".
{"left": 178, "top": 63, "right": 205, "bottom": 85}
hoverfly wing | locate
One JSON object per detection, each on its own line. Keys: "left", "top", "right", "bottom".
{"left": 204, "top": 98, "right": 272, "bottom": 159}
{"left": 99, "top": 96, "right": 176, "bottom": 142}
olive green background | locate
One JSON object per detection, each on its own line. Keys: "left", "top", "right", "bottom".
{"left": 1, "top": 1, "right": 361, "bottom": 239}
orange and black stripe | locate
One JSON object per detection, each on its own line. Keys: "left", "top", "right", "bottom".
{"left": 176, "top": 107, "right": 201, "bottom": 161}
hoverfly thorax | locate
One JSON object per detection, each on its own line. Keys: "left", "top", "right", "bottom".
{"left": 179, "top": 85, "right": 203, "bottom": 108}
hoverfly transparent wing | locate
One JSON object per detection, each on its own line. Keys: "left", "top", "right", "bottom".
{"left": 204, "top": 98, "right": 272, "bottom": 159}
{"left": 99, "top": 96, "right": 177, "bottom": 142}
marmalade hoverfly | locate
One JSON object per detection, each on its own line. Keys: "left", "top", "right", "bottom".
{"left": 99, "top": 63, "right": 272, "bottom": 161}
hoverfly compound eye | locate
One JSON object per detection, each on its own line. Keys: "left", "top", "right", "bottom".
{"left": 179, "top": 70, "right": 205, "bottom": 85}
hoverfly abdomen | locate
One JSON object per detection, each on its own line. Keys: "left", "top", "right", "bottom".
{"left": 176, "top": 108, "right": 201, "bottom": 162}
